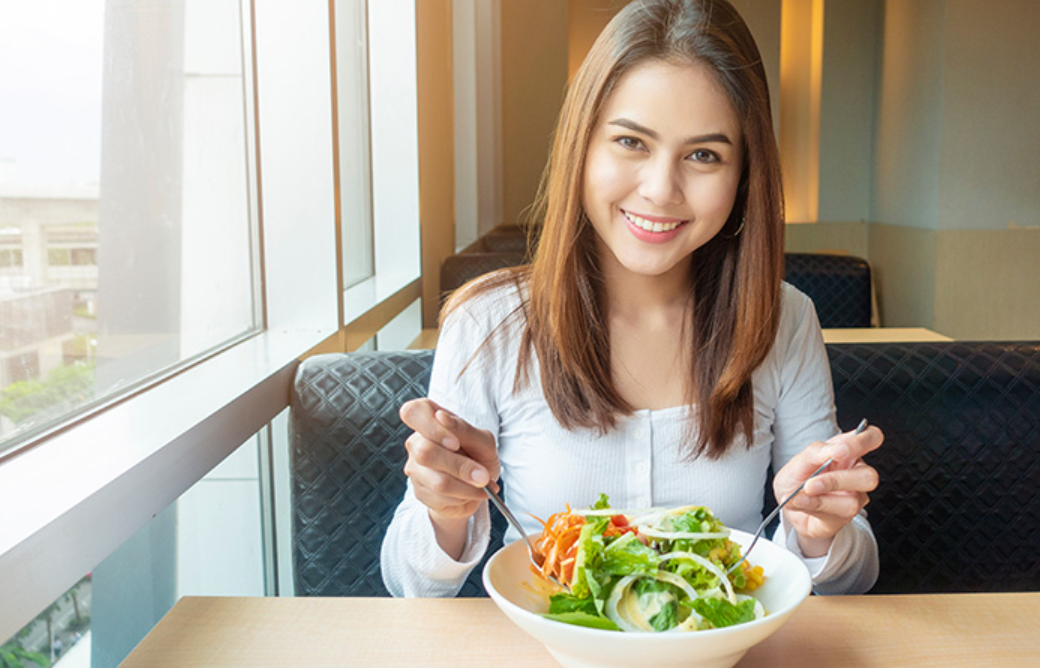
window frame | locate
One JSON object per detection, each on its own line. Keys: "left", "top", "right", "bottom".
{"left": 0, "top": 0, "right": 341, "bottom": 642}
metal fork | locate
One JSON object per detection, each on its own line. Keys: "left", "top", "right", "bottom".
{"left": 727, "top": 418, "right": 869, "bottom": 575}
{"left": 484, "top": 486, "right": 568, "bottom": 590}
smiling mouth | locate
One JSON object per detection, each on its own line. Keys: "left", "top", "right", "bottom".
{"left": 622, "top": 210, "right": 687, "bottom": 233}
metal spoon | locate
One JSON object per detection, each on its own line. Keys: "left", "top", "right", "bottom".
{"left": 727, "top": 418, "right": 869, "bottom": 575}
{"left": 484, "top": 486, "right": 568, "bottom": 590}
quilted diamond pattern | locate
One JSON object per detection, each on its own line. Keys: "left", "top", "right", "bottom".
{"left": 291, "top": 342, "right": 1040, "bottom": 598}
{"left": 290, "top": 351, "right": 506, "bottom": 597}
{"left": 828, "top": 342, "right": 1040, "bottom": 593}
{"left": 785, "top": 253, "right": 872, "bottom": 328}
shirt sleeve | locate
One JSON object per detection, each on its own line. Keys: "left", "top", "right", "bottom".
{"left": 769, "top": 286, "right": 880, "bottom": 595}
{"left": 380, "top": 291, "right": 506, "bottom": 597}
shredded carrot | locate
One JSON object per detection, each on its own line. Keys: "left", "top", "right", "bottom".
{"left": 530, "top": 509, "right": 642, "bottom": 585}
{"left": 530, "top": 507, "right": 586, "bottom": 584}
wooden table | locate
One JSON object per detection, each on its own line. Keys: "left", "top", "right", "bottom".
{"left": 821, "top": 327, "right": 952, "bottom": 343}
{"left": 121, "top": 593, "right": 1038, "bottom": 667}
{"left": 410, "top": 327, "right": 953, "bottom": 349}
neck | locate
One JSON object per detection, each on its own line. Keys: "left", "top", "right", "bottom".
{"left": 598, "top": 249, "right": 692, "bottom": 319}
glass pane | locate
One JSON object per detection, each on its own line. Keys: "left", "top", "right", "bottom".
{"left": 374, "top": 297, "right": 421, "bottom": 351}
{"left": 0, "top": 0, "right": 258, "bottom": 454}
{"left": 335, "top": 0, "right": 375, "bottom": 290}
{"left": 0, "top": 574, "right": 92, "bottom": 667}
{"left": 0, "top": 435, "right": 266, "bottom": 668}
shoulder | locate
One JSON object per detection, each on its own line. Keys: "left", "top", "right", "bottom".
{"left": 441, "top": 269, "right": 528, "bottom": 343}
{"left": 777, "top": 281, "right": 818, "bottom": 339}
{"left": 763, "top": 281, "right": 825, "bottom": 368}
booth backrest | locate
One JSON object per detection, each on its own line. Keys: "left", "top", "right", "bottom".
{"left": 290, "top": 350, "right": 505, "bottom": 597}
{"left": 827, "top": 341, "right": 1040, "bottom": 593}
{"left": 784, "top": 253, "right": 873, "bottom": 328}
{"left": 439, "top": 251, "right": 874, "bottom": 328}
{"left": 440, "top": 251, "right": 527, "bottom": 298}
{"left": 290, "top": 342, "right": 1040, "bottom": 597}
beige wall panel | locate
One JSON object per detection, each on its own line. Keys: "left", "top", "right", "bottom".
{"left": 784, "top": 220, "right": 870, "bottom": 258}
{"left": 867, "top": 223, "right": 937, "bottom": 330}
{"left": 567, "top": 0, "right": 627, "bottom": 79}
{"left": 500, "top": 0, "right": 569, "bottom": 226}
{"left": 934, "top": 228, "right": 1040, "bottom": 340}
{"left": 937, "top": 0, "right": 1040, "bottom": 231}
{"left": 871, "top": 0, "right": 945, "bottom": 230}
{"left": 728, "top": 0, "right": 781, "bottom": 132}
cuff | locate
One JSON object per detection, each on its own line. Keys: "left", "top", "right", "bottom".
{"left": 774, "top": 513, "right": 855, "bottom": 583}
{"left": 414, "top": 502, "right": 491, "bottom": 582}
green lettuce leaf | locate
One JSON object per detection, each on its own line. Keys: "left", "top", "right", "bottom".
{"left": 632, "top": 579, "right": 681, "bottom": 631}
{"left": 598, "top": 532, "right": 659, "bottom": 576}
{"left": 548, "top": 591, "right": 598, "bottom": 616}
{"left": 542, "top": 611, "right": 620, "bottom": 631}
{"left": 590, "top": 493, "right": 612, "bottom": 511}
{"left": 690, "top": 597, "right": 758, "bottom": 629}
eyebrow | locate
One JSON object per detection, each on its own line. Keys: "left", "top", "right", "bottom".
{"left": 607, "top": 118, "right": 733, "bottom": 146}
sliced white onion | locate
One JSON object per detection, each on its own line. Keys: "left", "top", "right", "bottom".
{"left": 637, "top": 526, "right": 730, "bottom": 541}
{"left": 658, "top": 551, "right": 737, "bottom": 604}
{"left": 604, "top": 575, "right": 645, "bottom": 632}
{"left": 604, "top": 570, "right": 706, "bottom": 633}
{"left": 736, "top": 593, "right": 767, "bottom": 620}
{"left": 652, "top": 570, "right": 702, "bottom": 608}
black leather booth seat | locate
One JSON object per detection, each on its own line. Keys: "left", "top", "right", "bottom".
{"left": 291, "top": 342, "right": 1040, "bottom": 597}
{"left": 784, "top": 253, "right": 873, "bottom": 328}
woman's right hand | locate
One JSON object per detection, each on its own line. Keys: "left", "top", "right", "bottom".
{"left": 399, "top": 398, "right": 499, "bottom": 530}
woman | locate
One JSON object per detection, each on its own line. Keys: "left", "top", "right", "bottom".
{"left": 381, "top": 0, "right": 882, "bottom": 597}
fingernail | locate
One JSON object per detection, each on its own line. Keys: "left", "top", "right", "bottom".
{"left": 806, "top": 480, "right": 824, "bottom": 495}
{"left": 435, "top": 410, "right": 455, "bottom": 428}
{"left": 470, "top": 468, "right": 488, "bottom": 486}
{"left": 442, "top": 434, "right": 460, "bottom": 451}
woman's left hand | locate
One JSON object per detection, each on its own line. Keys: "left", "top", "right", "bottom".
{"left": 773, "top": 425, "right": 883, "bottom": 558}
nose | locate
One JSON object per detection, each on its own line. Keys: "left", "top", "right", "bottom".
{"left": 637, "top": 156, "right": 684, "bottom": 207}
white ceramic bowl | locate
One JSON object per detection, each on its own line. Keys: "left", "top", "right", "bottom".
{"left": 483, "top": 528, "right": 811, "bottom": 668}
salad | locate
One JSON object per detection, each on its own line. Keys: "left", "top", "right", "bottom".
{"left": 531, "top": 494, "right": 766, "bottom": 632}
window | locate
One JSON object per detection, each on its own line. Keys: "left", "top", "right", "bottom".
{"left": 0, "top": 0, "right": 258, "bottom": 454}
{"left": 337, "top": 0, "right": 422, "bottom": 335}
{"left": 1, "top": 0, "right": 341, "bottom": 649}
{"left": 0, "top": 248, "right": 23, "bottom": 269}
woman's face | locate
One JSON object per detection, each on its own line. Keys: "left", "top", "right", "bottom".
{"left": 581, "top": 59, "right": 744, "bottom": 281}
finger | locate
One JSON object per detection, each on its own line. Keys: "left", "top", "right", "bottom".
{"left": 777, "top": 440, "right": 831, "bottom": 485}
{"left": 825, "top": 425, "right": 883, "bottom": 465}
{"left": 785, "top": 508, "right": 858, "bottom": 541}
{"left": 788, "top": 489, "right": 869, "bottom": 518}
{"left": 407, "top": 467, "right": 486, "bottom": 520}
{"left": 433, "top": 410, "right": 499, "bottom": 480}
{"left": 400, "top": 399, "right": 460, "bottom": 451}
{"left": 803, "top": 463, "right": 879, "bottom": 496}
{"left": 405, "top": 433, "right": 492, "bottom": 488}
{"left": 406, "top": 463, "right": 488, "bottom": 504}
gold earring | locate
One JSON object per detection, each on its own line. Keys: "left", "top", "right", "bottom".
{"left": 722, "top": 214, "right": 745, "bottom": 239}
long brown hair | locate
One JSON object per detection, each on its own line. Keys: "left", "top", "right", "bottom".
{"left": 447, "top": 0, "right": 784, "bottom": 459}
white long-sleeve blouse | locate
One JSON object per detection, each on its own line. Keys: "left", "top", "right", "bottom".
{"left": 381, "top": 279, "right": 879, "bottom": 597}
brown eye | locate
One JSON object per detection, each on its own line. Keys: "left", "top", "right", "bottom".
{"left": 616, "top": 136, "right": 645, "bottom": 151}
{"left": 689, "top": 149, "right": 720, "bottom": 163}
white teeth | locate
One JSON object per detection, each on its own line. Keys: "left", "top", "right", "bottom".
{"left": 623, "top": 211, "right": 683, "bottom": 233}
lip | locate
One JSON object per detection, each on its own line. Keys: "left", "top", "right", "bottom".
{"left": 621, "top": 209, "right": 688, "bottom": 244}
